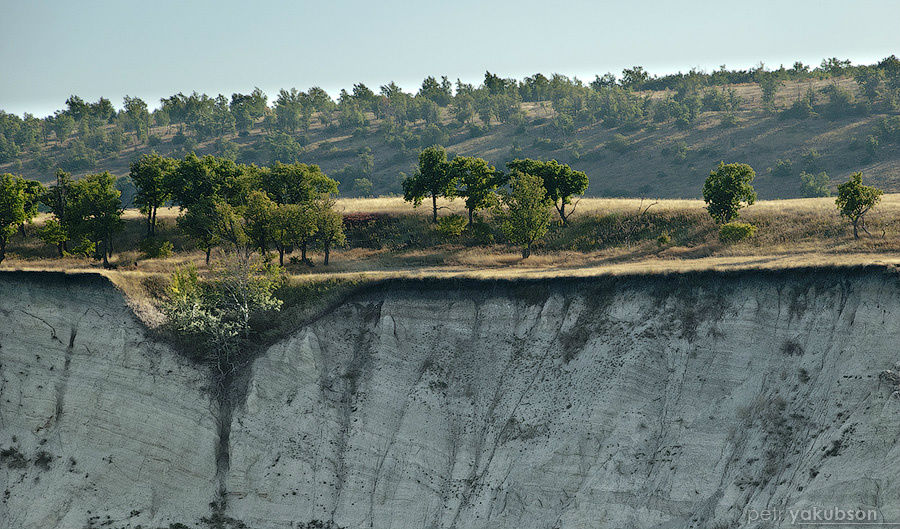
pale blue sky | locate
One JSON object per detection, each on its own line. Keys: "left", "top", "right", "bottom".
{"left": 2, "top": 0, "right": 899, "bottom": 117}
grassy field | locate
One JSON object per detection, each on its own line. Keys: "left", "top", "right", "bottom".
{"left": 4, "top": 194, "right": 900, "bottom": 283}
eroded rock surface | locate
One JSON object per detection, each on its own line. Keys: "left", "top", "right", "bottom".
{"left": 228, "top": 273, "right": 900, "bottom": 529}
{"left": 0, "top": 273, "right": 218, "bottom": 529}
{"left": 4, "top": 270, "right": 900, "bottom": 529}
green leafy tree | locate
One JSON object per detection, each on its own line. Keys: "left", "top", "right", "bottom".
{"left": 620, "top": 66, "right": 650, "bottom": 89}
{"left": 496, "top": 172, "right": 552, "bottom": 258}
{"left": 449, "top": 156, "right": 504, "bottom": 225}
{"left": 315, "top": 196, "right": 345, "bottom": 265}
{"left": 402, "top": 146, "right": 455, "bottom": 222}
{"left": 170, "top": 153, "right": 255, "bottom": 209}
{"left": 18, "top": 179, "right": 44, "bottom": 237}
{"left": 275, "top": 88, "right": 307, "bottom": 133}
{"left": 799, "top": 171, "right": 831, "bottom": 197}
{"left": 262, "top": 161, "right": 338, "bottom": 205}
{"left": 51, "top": 113, "right": 75, "bottom": 145}
{"left": 855, "top": 67, "right": 885, "bottom": 104}
{"left": 178, "top": 196, "right": 224, "bottom": 264}
{"left": 757, "top": 74, "right": 782, "bottom": 112}
{"left": 0, "top": 174, "right": 30, "bottom": 263}
{"left": 836, "top": 172, "right": 883, "bottom": 238}
{"left": 153, "top": 108, "right": 171, "bottom": 133}
{"left": 268, "top": 203, "right": 310, "bottom": 265}
{"left": 40, "top": 169, "right": 74, "bottom": 253}
{"left": 130, "top": 152, "right": 177, "bottom": 235}
{"left": 37, "top": 219, "right": 68, "bottom": 257}
{"left": 66, "top": 172, "right": 123, "bottom": 267}
{"left": 506, "top": 159, "right": 588, "bottom": 225}
{"left": 351, "top": 178, "right": 373, "bottom": 197}
{"left": 702, "top": 162, "right": 757, "bottom": 223}
{"left": 123, "top": 95, "right": 150, "bottom": 144}
{"left": 243, "top": 190, "right": 277, "bottom": 257}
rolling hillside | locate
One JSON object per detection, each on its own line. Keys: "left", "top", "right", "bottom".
{"left": 2, "top": 76, "right": 900, "bottom": 200}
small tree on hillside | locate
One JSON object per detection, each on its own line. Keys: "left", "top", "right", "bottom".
{"left": 51, "top": 113, "right": 75, "bottom": 145}
{"left": 836, "top": 172, "right": 883, "bottom": 239}
{"left": 506, "top": 159, "right": 588, "bottom": 225}
{"left": 495, "top": 172, "right": 552, "bottom": 258}
{"left": 402, "top": 146, "right": 455, "bottom": 222}
{"left": 702, "top": 162, "right": 757, "bottom": 223}
{"left": 757, "top": 74, "right": 782, "bottom": 112}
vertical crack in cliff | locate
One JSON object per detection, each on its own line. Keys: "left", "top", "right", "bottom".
{"left": 49, "top": 325, "right": 78, "bottom": 430}
{"left": 214, "top": 385, "right": 233, "bottom": 506}
{"left": 330, "top": 300, "right": 382, "bottom": 521}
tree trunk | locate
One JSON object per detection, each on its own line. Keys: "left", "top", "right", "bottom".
{"left": 432, "top": 194, "right": 438, "bottom": 223}
{"left": 853, "top": 218, "right": 860, "bottom": 239}
{"left": 468, "top": 208, "right": 474, "bottom": 226}
{"left": 861, "top": 217, "right": 872, "bottom": 237}
{"left": 0, "top": 236, "right": 6, "bottom": 264}
{"left": 279, "top": 247, "right": 285, "bottom": 266}
{"left": 205, "top": 247, "right": 211, "bottom": 265}
{"left": 18, "top": 223, "right": 26, "bottom": 239}
{"left": 559, "top": 202, "right": 568, "bottom": 225}
{"left": 146, "top": 211, "right": 153, "bottom": 236}
{"left": 521, "top": 246, "right": 530, "bottom": 259}
{"left": 102, "top": 238, "right": 110, "bottom": 268}
{"left": 324, "top": 242, "right": 330, "bottom": 265}
{"left": 56, "top": 242, "right": 64, "bottom": 258}
{"left": 151, "top": 207, "right": 158, "bottom": 235}
{"left": 301, "top": 241, "right": 307, "bottom": 263}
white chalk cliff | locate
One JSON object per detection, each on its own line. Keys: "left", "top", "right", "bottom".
{"left": 3, "top": 269, "right": 900, "bottom": 528}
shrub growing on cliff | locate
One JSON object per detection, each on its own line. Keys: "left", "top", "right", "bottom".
{"left": 836, "top": 172, "right": 883, "bottom": 239}
{"left": 702, "top": 162, "right": 756, "bottom": 223}
{"left": 164, "top": 257, "right": 283, "bottom": 376}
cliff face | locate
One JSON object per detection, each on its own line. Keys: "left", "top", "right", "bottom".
{"left": 0, "top": 273, "right": 219, "bottom": 529}
{"left": 3, "top": 270, "right": 900, "bottom": 529}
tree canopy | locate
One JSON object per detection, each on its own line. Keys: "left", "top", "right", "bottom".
{"left": 506, "top": 159, "right": 588, "bottom": 224}
{"left": 449, "top": 156, "right": 505, "bottom": 225}
{"left": 402, "top": 145, "right": 455, "bottom": 222}
{"left": 702, "top": 162, "right": 757, "bottom": 223}
{"left": 836, "top": 172, "right": 883, "bottom": 238}
{"left": 495, "top": 172, "right": 552, "bottom": 258}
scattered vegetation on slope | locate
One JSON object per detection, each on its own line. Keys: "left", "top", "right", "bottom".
{"left": 3, "top": 57, "right": 900, "bottom": 199}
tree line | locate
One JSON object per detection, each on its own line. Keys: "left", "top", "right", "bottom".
{"left": 0, "top": 146, "right": 888, "bottom": 266}
{"left": 0, "top": 144, "right": 589, "bottom": 264}
{"left": 401, "top": 146, "right": 588, "bottom": 257}
{"left": 0, "top": 153, "right": 347, "bottom": 267}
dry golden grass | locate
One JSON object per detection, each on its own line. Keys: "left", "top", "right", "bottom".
{"left": 5, "top": 194, "right": 900, "bottom": 284}
{"left": 331, "top": 193, "right": 900, "bottom": 217}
